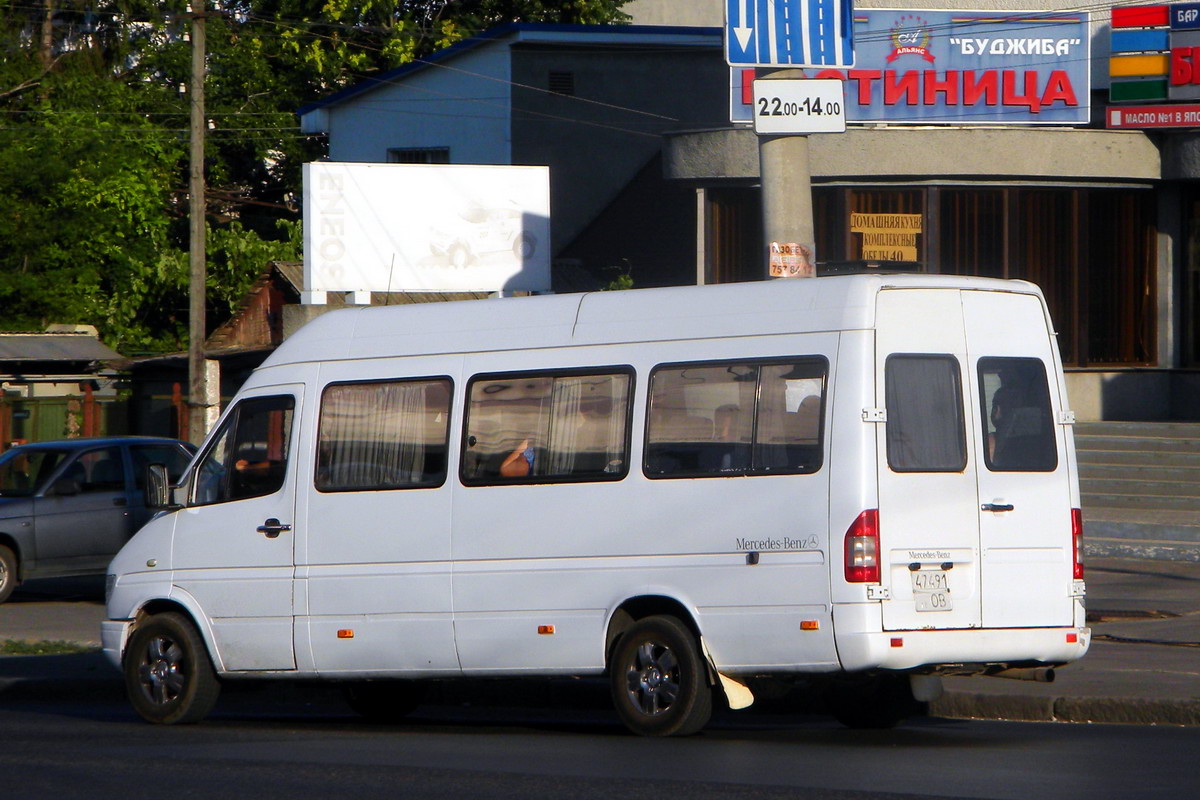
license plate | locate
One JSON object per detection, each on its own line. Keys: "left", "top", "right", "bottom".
{"left": 911, "top": 569, "right": 953, "bottom": 612}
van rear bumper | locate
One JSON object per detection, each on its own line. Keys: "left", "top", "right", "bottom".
{"left": 834, "top": 607, "right": 1091, "bottom": 672}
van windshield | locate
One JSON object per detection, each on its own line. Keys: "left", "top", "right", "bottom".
{"left": 0, "top": 449, "right": 69, "bottom": 497}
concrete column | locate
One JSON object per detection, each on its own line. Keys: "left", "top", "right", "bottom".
{"left": 757, "top": 70, "right": 815, "bottom": 279}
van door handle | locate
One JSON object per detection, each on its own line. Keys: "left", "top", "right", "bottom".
{"left": 112, "top": 496, "right": 127, "bottom": 507}
{"left": 256, "top": 518, "right": 292, "bottom": 538}
{"left": 981, "top": 503, "right": 1015, "bottom": 512}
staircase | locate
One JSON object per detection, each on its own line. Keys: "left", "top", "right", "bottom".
{"left": 1074, "top": 422, "right": 1200, "bottom": 562}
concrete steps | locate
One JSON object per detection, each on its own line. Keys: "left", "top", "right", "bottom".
{"left": 1075, "top": 422, "right": 1200, "bottom": 561}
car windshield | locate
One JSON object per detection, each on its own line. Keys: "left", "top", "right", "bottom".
{"left": 0, "top": 449, "right": 69, "bottom": 497}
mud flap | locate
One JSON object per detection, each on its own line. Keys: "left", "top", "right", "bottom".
{"left": 700, "top": 636, "right": 754, "bottom": 710}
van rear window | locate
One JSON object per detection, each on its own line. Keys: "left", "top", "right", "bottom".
{"left": 979, "top": 357, "right": 1058, "bottom": 472}
{"left": 316, "top": 378, "right": 452, "bottom": 492}
{"left": 885, "top": 355, "right": 967, "bottom": 472}
{"left": 644, "top": 358, "right": 826, "bottom": 478}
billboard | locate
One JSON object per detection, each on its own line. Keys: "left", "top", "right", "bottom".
{"left": 303, "top": 162, "right": 551, "bottom": 296}
{"left": 732, "top": 10, "right": 1091, "bottom": 125}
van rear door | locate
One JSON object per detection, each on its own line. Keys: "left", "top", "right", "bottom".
{"left": 875, "top": 288, "right": 983, "bottom": 631}
{"left": 962, "top": 290, "right": 1075, "bottom": 628}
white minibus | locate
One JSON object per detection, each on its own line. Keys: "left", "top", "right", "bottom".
{"left": 103, "top": 274, "right": 1089, "bottom": 735}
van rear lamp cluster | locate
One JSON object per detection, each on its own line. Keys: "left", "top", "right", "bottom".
{"left": 1071, "top": 508, "right": 1084, "bottom": 580}
{"left": 844, "top": 509, "right": 881, "bottom": 583}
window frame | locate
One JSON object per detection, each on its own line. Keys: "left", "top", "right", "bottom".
{"left": 642, "top": 355, "right": 829, "bottom": 480}
{"left": 459, "top": 365, "right": 635, "bottom": 487}
{"left": 977, "top": 356, "right": 1059, "bottom": 473}
{"left": 314, "top": 375, "right": 454, "bottom": 493}
{"left": 884, "top": 353, "right": 968, "bottom": 474}
{"left": 189, "top": 394, "right": 296, "bottom": 507}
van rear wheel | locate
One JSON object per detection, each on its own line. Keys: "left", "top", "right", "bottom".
{"left": 124, "top": 612, "right": 220, "bottom": 725}
{"left": 610, "top": 615, "right": 712, "bottom": 737}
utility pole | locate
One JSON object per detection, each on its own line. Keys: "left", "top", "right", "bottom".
{"left": 187, "top": 4, "right": 216, "bottom": 445}
{"left": 757, "top": 69, "right": 816, "bottom": 279}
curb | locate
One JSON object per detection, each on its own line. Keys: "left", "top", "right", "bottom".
{"left": 932, "top": 691, "right": 1200, "bottom": 726}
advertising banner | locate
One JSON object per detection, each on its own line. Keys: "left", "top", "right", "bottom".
{"left": 732, "top": 10, "right": 1091, "bottom": 125}
{"left": 303, "top": 162, "right": 551, "bottom": 296}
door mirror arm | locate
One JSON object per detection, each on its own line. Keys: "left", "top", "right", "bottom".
{"left": 145, "top": 464, "right": 184, "bottom": 511}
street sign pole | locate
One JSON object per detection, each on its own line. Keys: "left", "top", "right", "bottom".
{"left": 758, "top": 70, "right": 816, "bottom": 279}
{"left": 726, "top": 0, "right": 854, "bottom": 279}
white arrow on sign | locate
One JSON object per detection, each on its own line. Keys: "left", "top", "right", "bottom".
{"left": 734, "top": 0, "right": 754, "bottom": 51}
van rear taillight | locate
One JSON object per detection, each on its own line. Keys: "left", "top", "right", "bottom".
{"left": 845, "top": 509, "right": 880, "bottom": 583}
{"left": 1072, "top": 507, "right": 1084, "bottom": 580}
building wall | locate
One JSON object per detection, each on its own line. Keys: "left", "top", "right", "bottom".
{"left": 510, "top": 42, "right": 728, "bottom": 254}
{"left": 325, "top": 44, "right": 513, "bottom": 165}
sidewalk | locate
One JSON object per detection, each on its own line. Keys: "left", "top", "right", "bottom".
{"left": 1, "top": 559, "right": 1197, "bottom": 725}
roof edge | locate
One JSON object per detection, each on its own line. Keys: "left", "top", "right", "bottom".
{"left": 297, "top": 22, "right": 721, "bottom": 116}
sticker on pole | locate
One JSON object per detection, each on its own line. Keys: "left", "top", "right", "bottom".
{"left": 753, "top": 78, "right": 846, "bottom": 134}
{"left": 769, "top": 242, "right": 815, "bottom": 278}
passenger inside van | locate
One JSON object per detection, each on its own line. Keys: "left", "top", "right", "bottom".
{"left": 500, "top": 438, "right": 536, "bottom": 477}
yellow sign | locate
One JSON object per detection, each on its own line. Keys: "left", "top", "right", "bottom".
{"left": 850, "top": 213, "right": 922, "bottom": 262}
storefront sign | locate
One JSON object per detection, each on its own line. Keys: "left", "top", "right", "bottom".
{"left": 1109, "top": 2, "right": 1200, "bottom": 105}
{"left": 1107, "top": 103, "right": 1200, "bottom": 127}
{"left": 850, "top": 213, "right": 922, "bottom": 261}
{"left": 730, "top": 10, "right": 1089, "bottom": 125}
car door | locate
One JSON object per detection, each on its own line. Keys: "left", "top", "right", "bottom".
{"left": 962, "top": 290, "right": 1075, "bottom": 628}
{"left": 875, "top": 288, "right": 984, "bottom": 632}
{"left": 33, "top": 445, "right": 133, "bottom": 570}
{"left": 172, "top": 388, "right": 301, "bottom": 671}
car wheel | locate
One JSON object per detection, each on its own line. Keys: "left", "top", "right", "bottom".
{"left": 0, "top": 545, "right": 16, "bottom": 604}
{"left": 124, "top": 612, "right": 220, "bottom": 725}
{"left": 610, "top": 615, "right": 712, "bottom": 737}
{"left": 343, "top": 681, "right": 425, "bottom": 723}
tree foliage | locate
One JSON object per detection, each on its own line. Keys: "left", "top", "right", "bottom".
{"left": 0, "top": 0, "right": 628, "bottom": 352}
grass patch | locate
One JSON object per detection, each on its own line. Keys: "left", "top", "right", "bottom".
{"left": 0, "top": 639, "right": 96, "bottom": 656}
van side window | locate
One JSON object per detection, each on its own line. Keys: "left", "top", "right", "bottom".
{"left": 461, "top": 370, "right": 632, "bottom": 484}
{"left": 316, "top": 378, "right": 452, "bottom": 492}
{"left": 885, "top": 355, "right": 967, "bottom": 472}
{"left": 979, "top": 357, "right": 1058, "bottom": 471}
{"left": 193, "top": 395, "right": 295, "bottom": 506}
{"left": 645, "top": 358, "right": 826, "bottom": 478}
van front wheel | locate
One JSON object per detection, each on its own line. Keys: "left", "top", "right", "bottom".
{"left": 610, "top": 615, "right": 712, "bottom": 737}
{"left": 124, "top": 612, "right": 220, "bottom": 725}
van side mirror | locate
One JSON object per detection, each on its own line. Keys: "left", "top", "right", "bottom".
{"left": 145, "top": 463, "right": 182, "bottom": 510}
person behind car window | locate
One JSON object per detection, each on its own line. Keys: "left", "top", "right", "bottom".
{"left": 500, "top": 438, "right": 535, "bottom": 478}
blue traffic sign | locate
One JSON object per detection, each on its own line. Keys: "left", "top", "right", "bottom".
{"left": 726, "top": 0, "right": 855, "bottom": 68}
{"left": 1173, "top": 2, "right": 1200, "bottom": 30}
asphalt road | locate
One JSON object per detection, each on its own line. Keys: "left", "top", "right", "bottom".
{"left": 2, "top": 683, "right": 1199, "bottom": 800}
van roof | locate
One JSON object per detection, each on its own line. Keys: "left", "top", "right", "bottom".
{"left": 262, "top": 274, "right": 1041, "bottom": 368}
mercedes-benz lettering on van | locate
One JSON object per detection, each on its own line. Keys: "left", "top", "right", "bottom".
{"left": 103, "top": 275, "right": 1089, "bottom": 735}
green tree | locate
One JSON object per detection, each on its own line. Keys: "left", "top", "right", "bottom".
{"left": 0, "top": 0, "right": 629, "bottom": 352}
